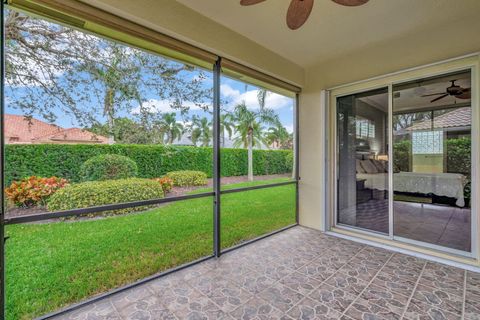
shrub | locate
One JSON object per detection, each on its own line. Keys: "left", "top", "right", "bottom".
{"left": 5, "top": 144, "right": 292, "bottom": 184}
{"left": 446, "top": 137, "right": 471, "bottom": 176}
{"left": 393, "top": 140, "right": 411, "bottom": 172}
{"left": 80, "top": 154, "right": 138, "bottom": 181}
{"left": 166, "top": 170, "right": 207, "bottom": 187}
{"left": 285, "top": 151, "right": 294, "bottom": 172}
{"left": 47, "top": 178, "right": 164, "bottom": 215}
{"left": 5, "top": 176, "right": 69, "bottom": 207}
{"left": 153, "top": 177, "right": 174, "bottom": 193}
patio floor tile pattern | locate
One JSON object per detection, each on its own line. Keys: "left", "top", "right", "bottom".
{"left": 53, "top": 226, "right": 480, "bottom": 320}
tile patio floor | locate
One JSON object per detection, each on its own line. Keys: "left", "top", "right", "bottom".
{"left": 55, "top": 226, "right": 480, "bottom": 320}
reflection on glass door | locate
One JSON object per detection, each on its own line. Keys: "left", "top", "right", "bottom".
{"left": 337, "top": 88, "right": 389, "bottom": 234}
{"left": 392, "top": 70, "right": 472, "bottom": 252}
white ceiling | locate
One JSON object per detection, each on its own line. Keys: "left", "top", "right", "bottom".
{"left": 177, "top": 0, "right": 480, "bottom": 68}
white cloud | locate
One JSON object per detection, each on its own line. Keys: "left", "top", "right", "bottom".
{"left": 220, "top": 84, "right": 292, "bottom": 111}
{"left": 131, "top": 99, "right": 210, "bottom": 115}
{"left": 284, "top": 124, "right": 294, "bottom": 134}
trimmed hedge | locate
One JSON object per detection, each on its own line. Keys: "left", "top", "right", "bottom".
{"left": 166, "top": 170, "right": 207, "bottom": 187}
{"left": 393, "top": 140, "right": 411, "bottom": 172}
{"left": 446, "top": 137, "right": 471, "bottom": 176}
{"left": 80, "top": 154, "right": 138, "bottom": 181}
{"left": 5, "top": 144, "right": 293, "bottom": 184}
{"left": 47, "top": 178, "right": 164, "bottom": 215}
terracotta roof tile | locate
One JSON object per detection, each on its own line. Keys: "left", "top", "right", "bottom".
{"left": 34, "top": 128, "right": 109, "bottom": 143}
{"left": 5, "top": 114, "right": 108, "bottom": 144}
{"left": 406, "top": 107, "right": 471, "bottom": 131}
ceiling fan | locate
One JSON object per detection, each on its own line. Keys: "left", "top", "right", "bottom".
{"left": 240, "top": 0, "right": 369, "bottom": 30}
{"left": 421, "top": 80, "right": 471, "bottom": 103}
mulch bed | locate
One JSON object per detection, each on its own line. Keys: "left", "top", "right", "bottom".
{"left": 166, "top": 173, "right": 290, "bottom": 198}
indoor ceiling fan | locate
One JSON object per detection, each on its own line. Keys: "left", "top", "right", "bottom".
{"left": 240, "top": 0, "right": 369, "bottom": 30}
{"left": 421, "top": 80, "right": 471, "bottom": 103}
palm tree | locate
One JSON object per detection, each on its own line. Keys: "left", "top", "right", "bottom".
{"left": 159, "top": 113, "right": 184, "bottom": 144}
{"left": 190, "top": 116, "right": 212, "bottom": 147}
{"left": 257, "top": 89, "right": 268, "bottom": 110}
{"left": 265, "top": 124, "right": 292, "bottom": 149}
{"left": 220, "top": 113, "right": 234, "bottom": 147}
{"left": 231, "top": 102, "right": 279, "bottom": 181}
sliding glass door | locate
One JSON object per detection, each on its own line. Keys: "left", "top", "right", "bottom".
{"left": 334, "top": 68, "right": 475, "bottom": 255}
{"left": 392, "top": 70, "right": 472, "bottom": 253}
{"left": 336, "top": 88, "right": 389, "bottom": 234}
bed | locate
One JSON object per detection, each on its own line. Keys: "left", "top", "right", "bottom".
{"left": 357, "top": 172, "right": 467, "bottom": 207}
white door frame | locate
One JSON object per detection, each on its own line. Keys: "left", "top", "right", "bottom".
{"left": 326, "top": 54, "right": 479, "bottom": 260}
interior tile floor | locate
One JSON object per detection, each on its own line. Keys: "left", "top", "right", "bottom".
{"left": 54, "top": 226, "right": 480, "bottom": 320}
{"left": 343, "top": 200, "right": 471, "bottom": 252}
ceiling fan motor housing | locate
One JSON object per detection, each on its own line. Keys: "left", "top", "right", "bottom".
{"left": 447, "top": 82, "right": 463, "bottom": 96}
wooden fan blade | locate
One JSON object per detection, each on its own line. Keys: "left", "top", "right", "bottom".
{"left": 431, "top": 94, "right": 449, "bottom": 103}
{"left": 457, "top": 88, "right": 471, "bottom": 99}
{"left": 332, "top": 0, "right": 369, "bottom": 6}
{"left": 240, "top": 0, "right": 266, "bottom": 5}
{"left": 422, "top": 92, "right": 446, "bottom": 97}
{"left": 287, "top": 0, "right": 314, "bottom": 30}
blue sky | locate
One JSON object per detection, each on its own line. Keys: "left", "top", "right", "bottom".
{"left": 5, "top": 73, "right": 294, "bottom": 133}
{"left": 4, "top": 7, "right": 294, "bottom": 134}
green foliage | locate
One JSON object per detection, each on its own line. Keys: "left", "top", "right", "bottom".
{"left": 190, "top": 116, "right": 212, "bottom": 147}
{"left": 6, "top": 181, "right": 294, "bottom": 320}
{"left": 5, "top": 144, "right": 293, "bottom": 184}
{"left": 285, "top": 151, "right": 294, "bottom": 171}
{"left": 153, "top": 177, "right": 174, "bottom": 193}
{"left": 47, "top": 178, "right": 164, "bottom": 215}
{"left": 230, "top": 102, "right": 279, "bottom": 149}
{"left": 393, "top": 140, "right": 411, "bottom": 172}
{"left": 5, "top": 176, "right": 69, "bottom": 207}
{"left": 446, "top": 137, "right": 471, "bottom": 201}
{"left": 80, "top": 154, "right": 138, "bottom": 181}
{"left": 446, "top": 137, "right": 471, "bottom": 176}
{"left": 166, "top": 170, "right": 207, "bottom": 187}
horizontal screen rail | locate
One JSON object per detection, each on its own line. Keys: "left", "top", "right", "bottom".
{"left": 220, "top": 180, "right": 297, "bottom": 195}
{"left": 5, "top": 180, "right": 298, "bottom": 225}
{"left": 4, "top": 192, "right": 215, "bottom": 225}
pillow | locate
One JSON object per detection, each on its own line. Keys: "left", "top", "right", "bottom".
{"left": 360, "top": 159, "right": 378, "bottom": 174}
{"left": 372, "top": 160, "right": 386, "bottom": 173}
{"left": 380, "top": 160, "right": 389, "bottom": 173}
{"left": 356, "top": 159, "right": 366, "bottom": 174}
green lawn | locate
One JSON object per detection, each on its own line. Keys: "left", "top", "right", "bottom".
{"left": 5, "top": 179, "right": 296, "bottom": 320}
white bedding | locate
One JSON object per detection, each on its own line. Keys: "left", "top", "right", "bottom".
{"left": 357, "top": 172, "right": 467, "bottom": 207}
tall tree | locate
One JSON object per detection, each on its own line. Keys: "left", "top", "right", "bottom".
{"left": 89, "top": 117, "right": 166, "bottom": 144}
{"left": 231, "top": 103, "right": 279, "bottom": 181}
{"left": 4, "top": 9, "right": 212, "bottom": 135}
{"left": 265, "top": 124, "right": 292, "bottom": 149}
{"left": 257, "top": 89, "right": 268, "bottom": 110}
{"left": 219, "top": 113, "right": 234, "bottom": 147}
{"left": 159, "top": 113, "right": 184, "bottom": 144}
{"left": 189, "top": 116, "right": 212, "bottom": 147}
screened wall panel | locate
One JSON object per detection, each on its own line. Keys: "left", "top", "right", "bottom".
{"left": 220, "top": 184, "right": 296, "bottom": 250}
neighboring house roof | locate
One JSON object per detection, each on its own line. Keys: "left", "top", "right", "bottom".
{"left": 33, "top": 127, "right": 109, "bottom": 144}
{"left": 5, "top": 114, "right": 109, "bottom": 144}
{"left": 5, "top": 114, "right": 62, "bottom": 143}
{"left": 406, "top": 107, "right": 471, "bottom": 132}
